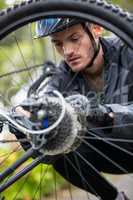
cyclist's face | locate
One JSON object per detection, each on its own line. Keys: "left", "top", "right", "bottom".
{"left": 51, "top": 24, "right": 94, "bottom": 72}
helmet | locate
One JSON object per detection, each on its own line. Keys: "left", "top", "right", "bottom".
{"left": 35, "top": 17, "right": 100, "bottom": 69}
{"left": 35, "top": 17, "right": 84, "bottom": 38}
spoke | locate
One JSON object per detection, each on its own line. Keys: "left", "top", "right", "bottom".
{"left": 0, "top": 64, "right": 44, "bottom": 79}
{"left": 12, "top": 173, "right": 30, "bottom": 200}
{"left": 63, "top": 158, "right": 73, "bottom": 200}
{"left": 53, "top": 168, "right": 57, "bottom": 200}
{"left": 29, "top": 24, "right": 37, "bottom": 67}
{"left": 89, "top": 122, "right": 133, "bottom": 132}
{"left": 81, "top": 136, "right": 133, "bottom": 143}
{"left": 74, "top": 151, "right": 118, "bottom": 200}
{"left": 39, "top": 165, "right": 43, "bottom": 200}
{"left": 78, "top": 135, "right": 133, "bottom": 177}
{"left": 64, "top": 154, "right": 100, "bottom": 199}
{"left": 32, "top": 165, "right": 49, "bottom": 200}
{"left": 0, "top": 47, "right": 34, "bottom": 94}
{"left": 0, "top": 146, "right": 20, "bottom": 158}
{"left": 0, "top": 46, "right": 29, "bottom": 91}
{"left": 28, "top": 24, "right": 39, "bottom": 83}
{"left": 13, "top": 34, "right": 33, "bottom": 83}
{"left": 73, "top": 153, "right": 92, "bottom": 200}
{"left": 88, "top": 130, "right": 133, "bottom": 157}
{"left": 64, "top": 71, "right": 79, "bottom": 92}
{"left": 0, "top": 146, "right": 21, "bottom": 166}
{"left": 0, "top": 93, "right": 13, "bottom": 108}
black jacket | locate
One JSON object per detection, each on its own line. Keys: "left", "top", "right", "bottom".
{"left": 45, "top": 36, "right": 133, "bottom": 143}
{"left": 42, "top": 36, "right": 133, "bottom": 197}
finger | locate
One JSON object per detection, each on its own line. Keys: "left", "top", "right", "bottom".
{"left": 15, "top": 106, "right": 31, "bottom": 118}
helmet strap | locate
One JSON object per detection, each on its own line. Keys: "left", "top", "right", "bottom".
{"left": 87, "top": 40, "right": 100, "bottom": 68}
{"left": 82, "top": 23, "right": 101, "bottom": 68}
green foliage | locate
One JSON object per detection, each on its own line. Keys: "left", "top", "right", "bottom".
{"left": 107, "top": 0, "right": 133, "bottom": 11}
{"left": 0, "top": 147, "right": 66, "bottom": 199}
{"left": 0, "top": 1, "right": 7, "bottom": 9}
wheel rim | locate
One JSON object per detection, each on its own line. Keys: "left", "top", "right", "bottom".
{"left": 0, "top": 1, "right": 133, "bottom": 200}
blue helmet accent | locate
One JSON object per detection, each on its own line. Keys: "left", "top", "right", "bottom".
{"left": 35, "top": 17, "right": 84, "bottom": 38}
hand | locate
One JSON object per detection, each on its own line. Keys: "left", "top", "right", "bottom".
{"left": 65, "top": 94, "right": 114, "bottom": 127}
{"left": 9, "top": 106, "right": 31, "bottom": 151}
{"left": 15, "top": 106, "right": 31, "bottom": 118}
{"left": 65, "top": 94, "right": 90, "bottom": 116}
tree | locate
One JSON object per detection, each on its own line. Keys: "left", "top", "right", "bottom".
{"left": 0, "top": 0, "right": 7, "bottom": 9}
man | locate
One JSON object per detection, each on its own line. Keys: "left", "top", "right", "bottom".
{"left": 31, "top": 17, "right": 133, "bottom": 199}
{"left": 13, "top": 18, "right": 133, "bottom": 199}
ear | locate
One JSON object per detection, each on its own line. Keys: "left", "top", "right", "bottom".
{"left": 91, "top": 24, "right": 103, "bottom": 38}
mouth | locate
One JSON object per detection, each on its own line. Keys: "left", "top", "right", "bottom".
{"left": 67, "top": 57, "right": 81, "bottom": 64}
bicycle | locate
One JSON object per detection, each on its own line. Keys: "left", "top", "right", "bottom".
{"left": 0, "top": 0, "right": 133, "bottom": 199}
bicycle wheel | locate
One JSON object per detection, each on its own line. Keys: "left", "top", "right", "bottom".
{"left": 0, "top": 0, "right": 133, "bottom": 200}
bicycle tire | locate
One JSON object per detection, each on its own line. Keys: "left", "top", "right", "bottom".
{"left": 0, "top": 0, "right": 132, "bottom": 47}
{"left": 0, "top": 0, "right": 133, "bottom": 200}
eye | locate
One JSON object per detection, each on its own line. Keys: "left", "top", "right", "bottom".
{"left": 54, "top": 42, "right": 62, "bottom": 48}
{"left": 71, "top": 38, "right": 78, "bottom": 42}
{"left": 51, "top": 39, "right": 62, "bottom": 48}
{"left": 71, "top": 35, "right": 81, "bottom": 42}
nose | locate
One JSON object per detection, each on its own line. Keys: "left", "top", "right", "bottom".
{"left": 63, "top": 42, "right": 74, "bottom": 58}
